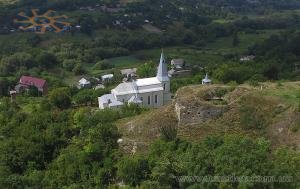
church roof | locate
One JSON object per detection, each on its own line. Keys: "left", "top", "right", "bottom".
{"left": 135, "top": 77, "right": 161, "bottom": 86}
{"left": 138, "top": 86, "right": 164, "bottom": 93}
{"left": 112, "top": 82, "right": 136, "bottom": 95}
{"left": 112, "top": 79, "right": 164, "bottom": 95}
{"left": 98, "top": 94, "right": 124, "bottom": 107}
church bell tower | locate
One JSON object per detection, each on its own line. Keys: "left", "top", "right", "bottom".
{"left": 157, "top": 51, "right": 171, "bottom": 104}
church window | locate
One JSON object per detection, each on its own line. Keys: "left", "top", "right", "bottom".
{"left": 148, "top": 96, "right": 151, "bottom": 105}
{"left": 155, "top": 95, "right": 158, "bottom": 103}
{"left": 163, "top": 84, "right": 166, "bottom": 90}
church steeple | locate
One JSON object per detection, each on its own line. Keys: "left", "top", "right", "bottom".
{"left": 156, "top": 50, "right": 169, "bottom": 81}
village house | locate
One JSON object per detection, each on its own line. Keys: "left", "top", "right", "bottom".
{"left": 171, "top": 59, "right": 185, "bottom": 69}
{"left": 98, "top": 52, "right": 171, "bottom": 109}
{"left": 121, "top": 68, "right": 137, "bottom": 80}
{"left": 78, "top": 78, "right": 91, "bottom": 89}
{"left": 240, "top": 55, "right": 255, "bottom": 62}
{"left": 168, "top": 58, "right": 191, "bottom": 77}
{"left": 15, "top": 75, "right": 47, "bottom": 95}
{"left": 101, "top": 74, "right": 114, "bottom": 83}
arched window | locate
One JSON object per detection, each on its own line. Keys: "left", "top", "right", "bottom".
{"left": 163, "top": 83, "right": 166, "bottom": 90}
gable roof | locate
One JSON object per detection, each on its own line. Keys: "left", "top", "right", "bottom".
{"left": 79, "top": 78, "right": 90, "bottom": 85}
{"left": 101, "top": 74, "right": 114, "bottom": 80}
{"left": 98, "top": 94, "right": 124, "bottom": 107}
{"left": 112, "top": 82, "right": 136, "bottom": 95}
{"left": 171, "top": 59, "right": 184, "bottom": 65}
{"left": 135, "top": 77, "right": 161, "bottom": 86}
{"left": 19, "top": 76, "right": 46, "bottom": 88}
{"left": 121, "top": 68, "right": 137, "bottom": 75}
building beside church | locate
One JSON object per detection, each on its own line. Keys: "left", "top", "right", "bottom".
{"left": 168, "top": 58, "right": 191, "bottom": 78}
{"left": 98, "top": 52, "right": 171, "bottom": 109}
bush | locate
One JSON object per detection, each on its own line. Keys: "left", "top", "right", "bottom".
{"left": 62, "top": 59, "right": 77, "bottom": 71}
{"left": 48, "top": 87, "right": 72, "bottom": 109}
{"left": 240, "top": 102, "right": 267, "bottom": 130}
{"left": 94, "top": 60, "right": 114, "bottom": 70}
{"left": 117, "top": 156, "right": 150, "bottom": 186}
{"left": 159, "top": 124, "right": 177, "bottom": 141}
{"left": 72, "top": 63, "right": 85, "bottom": 75}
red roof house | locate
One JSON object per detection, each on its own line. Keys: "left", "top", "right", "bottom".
{"left": 15, "top": 76, "right": 48, "bottom": 95}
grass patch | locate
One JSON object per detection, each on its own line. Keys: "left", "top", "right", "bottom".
{"left": 261, "top": 82, "right": 300, "bottom": 106}
{"left": 105, "top": 56, "right": 141, "bottom": 68}
{"left": 205, "top": 29, "right": 281, "bottom": 54}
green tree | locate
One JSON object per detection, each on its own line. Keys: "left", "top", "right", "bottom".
{"left": 48, "top": 87, "right": 71, "bottom": 109}
{"left": 72, "top": 63, "right": 85, "bottom": 75}
{"left": 73, "top": 89, "right": 93, "bottom": 106}
{"left": 27, "top": 85, "right": 39, "bottom": 97}
{"left": 232, "top": 32, "right": 240, "bottom": 47}
{"left": 62, "top": 59, "right": 77, "bottom": 71}
{"left": 36, "top": 51, "right": 58, "bottom": 69}
{"left": 117, "top": 156, "right": 150, "bottom": 186}
{"left": 0, "top": 77, "right": 9, "bottom": 96}
{"left": 137, "top": 61, "right": 156, "bottom": 78}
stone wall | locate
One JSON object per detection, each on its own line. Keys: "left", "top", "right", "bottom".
{"left": 175, "top": 101, "right": 227, "bottom": 125}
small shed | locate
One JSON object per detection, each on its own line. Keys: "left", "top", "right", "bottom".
{"left": 9, "top": 90, "right": 17, "bottom": 102}
{"left": 240, "top": 55, "right": 255, "bottom": 62}
{"left": 101, "top": 74, "right": 114, "bottom": 82}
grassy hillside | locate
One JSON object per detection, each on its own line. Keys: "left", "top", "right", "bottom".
{"left": 116, "top": 81, "right": 300, "bottom": 153}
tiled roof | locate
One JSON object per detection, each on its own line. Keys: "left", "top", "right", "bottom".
{"left": 19, "top": 76, "right": 46, "bottom": 88}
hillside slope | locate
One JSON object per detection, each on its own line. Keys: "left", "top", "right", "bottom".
{"left": 117, "top": 82, "right": 300, "bottom": 153}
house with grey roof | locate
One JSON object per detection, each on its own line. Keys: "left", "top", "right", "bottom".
{"left": 168, "top": 58, "right": 191, "bottom": 78}
{"left": 78, "top": 78, "right": 91, "bottom": 89}
{"left": 121, "top": 68, "right": 137, "bottom": 80}
{"left": 101, "top": 74, "right": 114, "bottom": 83}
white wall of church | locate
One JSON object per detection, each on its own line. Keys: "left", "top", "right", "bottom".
{"left": 138, "top": 91, "right": 163, "bottom": 108}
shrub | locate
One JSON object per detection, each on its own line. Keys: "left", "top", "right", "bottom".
{"left": 239, "top": 99, "right": 267, "bottom": 130}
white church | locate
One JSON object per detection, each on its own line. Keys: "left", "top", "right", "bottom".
{"left": 98, "top": 52, "right": 171, "bottom": 109}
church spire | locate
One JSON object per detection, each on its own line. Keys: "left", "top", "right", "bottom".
{"left": 156, "top": 50, "right": 169, "bottom": 81}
